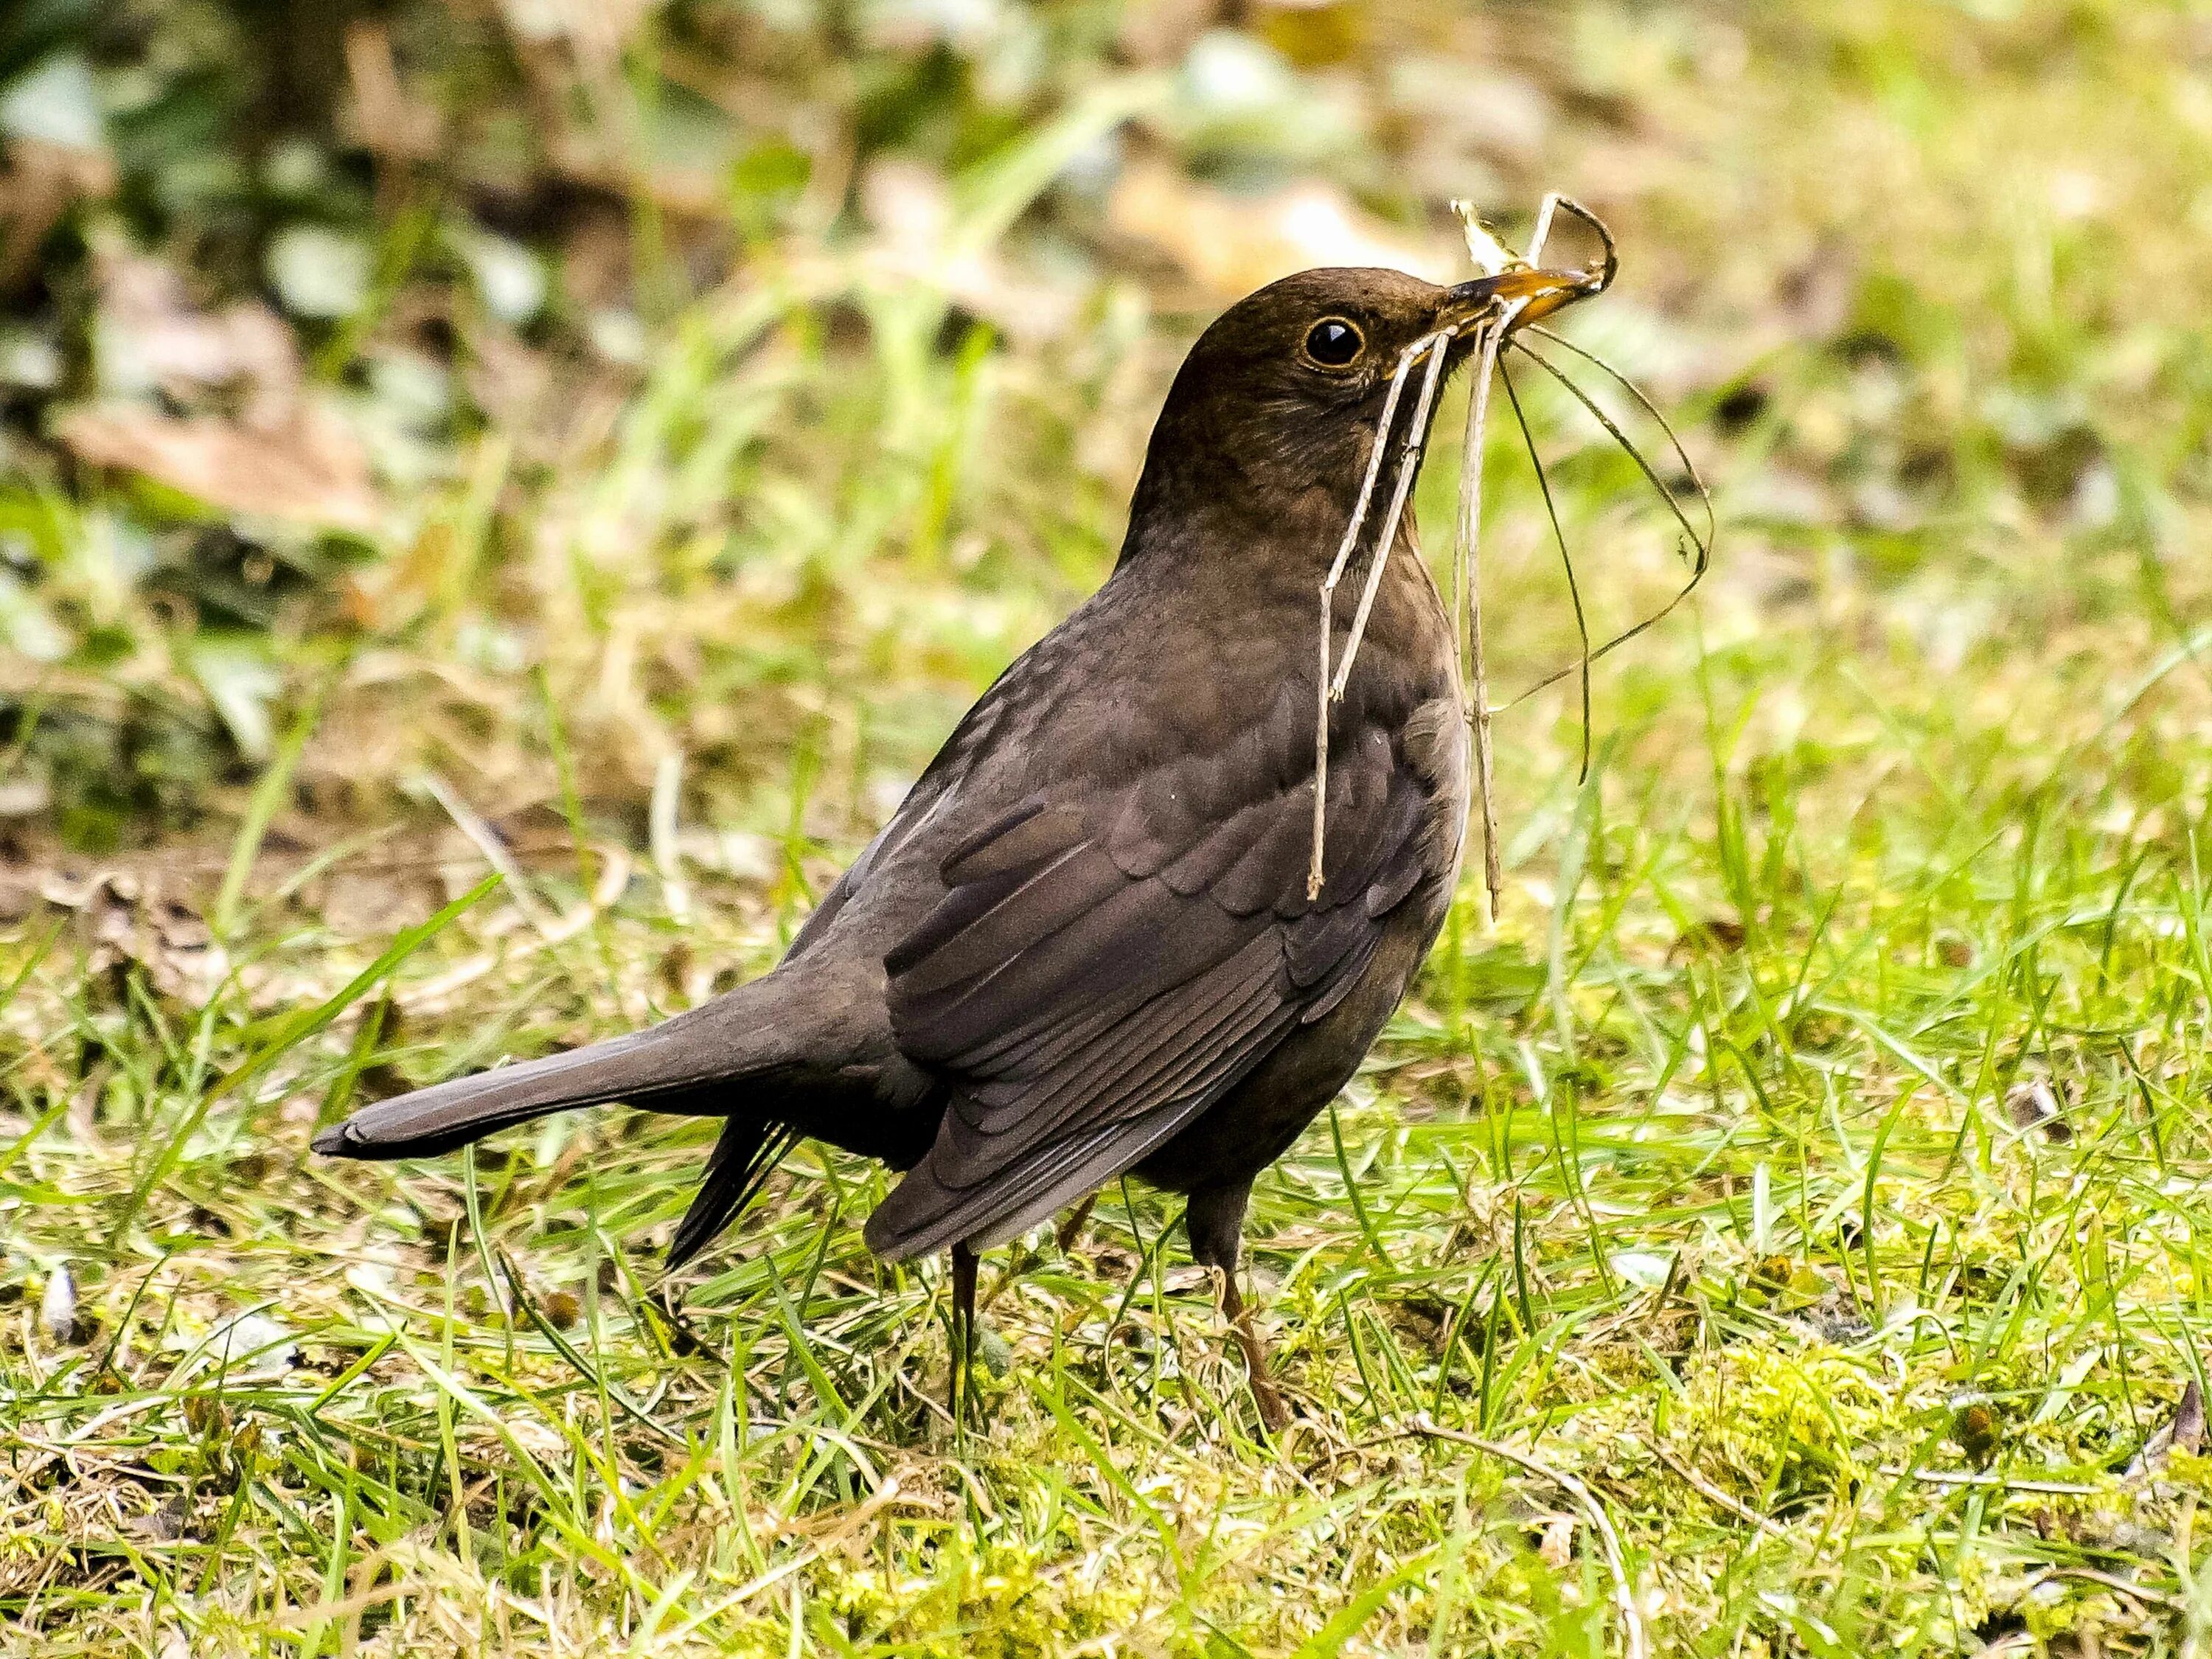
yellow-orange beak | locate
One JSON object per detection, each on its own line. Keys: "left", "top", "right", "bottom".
{"left": 1439, "top": 262, "right": 1610, "bottom": 335}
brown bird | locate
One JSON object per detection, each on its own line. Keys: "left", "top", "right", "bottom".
{"left": 317, "top": 265, "right": 1559, "bottom": 1429}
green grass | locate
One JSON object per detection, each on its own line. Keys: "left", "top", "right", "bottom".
{"left": 10, "top": 1, "right": 2212, "bottom": 1653}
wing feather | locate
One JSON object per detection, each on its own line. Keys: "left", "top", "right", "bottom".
{"left": 863, "top": 686, "right": 1455, "bottom": 1260}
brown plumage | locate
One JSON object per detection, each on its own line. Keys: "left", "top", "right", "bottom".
{"left": 317, "top": 265, "right": 1520, "bottom": 1428}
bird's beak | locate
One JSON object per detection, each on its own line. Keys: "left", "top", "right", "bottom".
{"left": 1437, "top": 262, "right": 1611, "bottom": 335}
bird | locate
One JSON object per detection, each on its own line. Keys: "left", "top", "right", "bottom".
{"left": 316, "top": 262, "right": 1570, "bottom": 1430}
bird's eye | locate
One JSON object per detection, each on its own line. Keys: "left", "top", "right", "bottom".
{"left": 1304, "top": 317, "right": 1364, "bottom": 368}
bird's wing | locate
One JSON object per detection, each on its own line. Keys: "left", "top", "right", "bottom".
{"left": 862, "top": 681, "right": 1460, "bottom": 1259}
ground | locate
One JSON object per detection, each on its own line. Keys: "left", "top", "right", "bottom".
{"left": 5, "top": 2, "right": 2212, "bottom": 1654}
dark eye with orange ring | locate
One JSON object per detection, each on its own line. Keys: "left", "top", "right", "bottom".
{"left": 1304, "top": 317, "right": 1364, "bottom": 367}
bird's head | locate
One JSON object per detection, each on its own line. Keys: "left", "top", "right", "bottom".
{"left": 1124, "top": 263, "right": 1599, "bottom": 560}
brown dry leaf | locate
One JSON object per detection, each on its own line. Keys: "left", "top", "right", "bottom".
{"left": 41, "top": 872, "right": 232, "bottom": 1006}
{"left": 58, "top": 242, "right": 379, "bottom": 527}
{"left": 56, "top": 402, "right": 378, "bottom": 531}
{"left": 342, "top": 21, "right": 443, "bottom": 161}
{"left": 1105, "top": 159, "right": 1453, "bottom": 299}
{"left": 0, "top": 138, "right": 114, "bottom": 293}
{"left": 94, "top": 243, "right": 301, "bottom": 417}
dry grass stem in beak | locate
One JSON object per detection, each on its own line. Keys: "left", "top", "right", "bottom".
{"left": 1331, "top": 332, "right": 1455, "bottom": 702}
{"left": 1492, "top": 333, "right": 1712, "bottom": 707}
{"left": 1457, "top": 308, "right": 1514, "bottom": 922}
{"left": 1308, "top": 194, "right": 1711, "bottom": 922}
{"left": 1310, "top": 330, "right": 1447, "bottom": 900}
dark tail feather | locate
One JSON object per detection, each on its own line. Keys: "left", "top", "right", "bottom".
{"left": 666, "top": 1116, "right": 802, "bottom": 1268}
{"left": 312, "top": 977, "right": 802, "bottom": 1161}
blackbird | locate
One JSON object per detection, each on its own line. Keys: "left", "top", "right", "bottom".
{"left": 317, "top": 264, "right": 1561, "bottom": 1428}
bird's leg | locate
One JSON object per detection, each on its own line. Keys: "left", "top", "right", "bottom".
{"left": 1186, "top": 1180, "right": 1290, "bottom": 1434}
{"left": 1055, "top": 1194, "right": 1098, "bottom": 1253}
{"left": 1215, "top": 1266, "right": 1291, "bottom": 1435}
{"left": 949, "top": 1242, "right": 978, "bottom": 1425}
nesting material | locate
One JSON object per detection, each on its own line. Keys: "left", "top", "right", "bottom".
{"left": 1307, "top": 195, "right": 1713, "bottom": 920}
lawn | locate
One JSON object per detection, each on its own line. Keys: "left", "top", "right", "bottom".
{"left": 5, "top": 1, "right": 2212, "bottom": 1653}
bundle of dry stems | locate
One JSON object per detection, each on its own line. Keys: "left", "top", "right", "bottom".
{"left": 1307, "top": 195, "right": 1716, "bottom": 917}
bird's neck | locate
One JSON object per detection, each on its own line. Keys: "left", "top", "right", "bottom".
{"left": 1102, "top": 491, "right": 1455, "bottom": 736}
{"left": 1117, "top": 389, "right": 1434, "bottom": 590}
{"left": 1118, "top": 472, "right": 1433, "bottom": 613}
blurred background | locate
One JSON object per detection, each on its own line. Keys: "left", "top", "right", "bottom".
{"left": 13, "top": 4, "right": 2212, "bottom": 1649}
{"left": 1, "top": 0, "right": 2191, "bottom": 894}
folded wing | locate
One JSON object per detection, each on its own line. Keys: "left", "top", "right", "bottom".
{"left": 862, "top": 681, "right": 1450, "bottom": 1259}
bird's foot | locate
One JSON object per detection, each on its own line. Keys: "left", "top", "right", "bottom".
{"left": 1240, "top": 1346, "right": 1293, "bottom": 1435}
{"left": 1214, "top": 1267, "right": 1294, "bottom": 1436}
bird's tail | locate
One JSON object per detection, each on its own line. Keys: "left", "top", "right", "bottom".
{"left": 311, "top": 972, "right": 805, "bottom": 1163}
{"left": 666, "top": 1115, "right": 804, "bottom": 1268}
